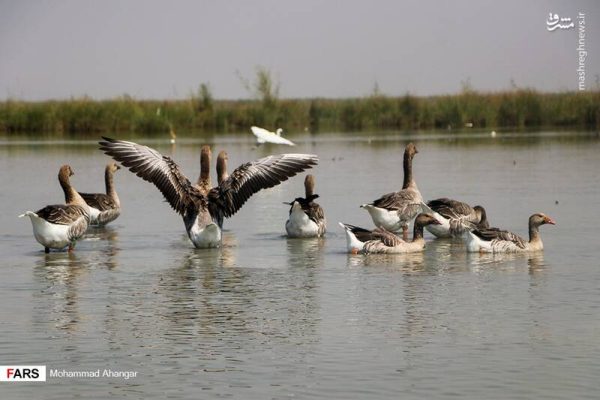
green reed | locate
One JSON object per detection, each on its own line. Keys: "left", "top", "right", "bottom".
{"left": 1, "top": 89, "right": 598, "bottom": 136}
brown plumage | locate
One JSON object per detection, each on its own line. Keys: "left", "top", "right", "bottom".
{"left": 285, "top": 175, "right": 326, "bottom": 237}
{"left": 78, "top": 162, "right": 121, "bottom": 225}
{"left": 20, "top": 165, "right": 90, "bottom": 252}
{"left": 425, "top": 198, "right": 489, "bottom": 237}
{"left": 340, "top": 213, "right": 440, "bottom": 254}
{"left": 195, "top": 145, "right": 212, "bottom": 195}
{"left": 465, "top": 213, "right": 556, "bottom": 253}
{"left": 361, "top": 143, "right": 423, "bottom": 237}
{"left": 99, "top": 137, "right": 318, "bottom": 248}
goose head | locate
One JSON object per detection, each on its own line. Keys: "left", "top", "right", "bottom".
{"left": 404, "top": 142, "right": 418, "bottom": 159}
{"left": 530, "top": 213, "right": 556, "bottom": 227}
{"left": 473, "top": 205, "right": 489, "bottom": 228}
{"left": 276, "top": 128, "right": 283, "bottom": 136}
{"left": 107, "top": 162, "right": 121, "bottom": 174}
{"left": 59, "top": 164, "right": 74, "bottom": 180}
{"left": 414, "top": 213, "right": 441, "bottom": 227}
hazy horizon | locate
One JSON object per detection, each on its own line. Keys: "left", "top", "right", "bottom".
{"left": 1, "top": 0, "right": 598, "bottom": 101}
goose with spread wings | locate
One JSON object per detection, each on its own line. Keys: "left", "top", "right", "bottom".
{"left": 99, "top": 137, "right": 318, "bottom": 248}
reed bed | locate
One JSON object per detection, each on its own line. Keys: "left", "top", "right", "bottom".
{"left": 1, "top": 89, "right": 598, "bottom": 136}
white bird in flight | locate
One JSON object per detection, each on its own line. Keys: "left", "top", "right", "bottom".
{"left": 251, "top": 126, "right": 295, "bottom": 146}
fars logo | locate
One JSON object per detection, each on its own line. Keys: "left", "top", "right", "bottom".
{"left": 0, "top": 366, "right": 46, "bottom": 382}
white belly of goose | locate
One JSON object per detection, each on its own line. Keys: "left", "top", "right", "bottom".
{"left": 20, "top": 212, "right": 72, "bottom": 249}
{"left": 188, "top": 221, "right": 222, "bottom": 248}
{"left": 464, "top": 231, "right": 528, "bottom": 253}
{"left": 361, "top": 205, "right": 403, "bottom": 232}
{"left": 286, "top": 207, "right": 320, "bottom": 238}
{"left": 87, "top": 207, "right": 101, "bottom": 224}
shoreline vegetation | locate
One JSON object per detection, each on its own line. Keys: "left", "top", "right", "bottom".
{"left": 1, "top": 82, "right": 599, "bottom": 137}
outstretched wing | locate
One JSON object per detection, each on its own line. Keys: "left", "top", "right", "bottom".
{"left": 209, "top": 153, "right": 318, "bottom": 220}
{"left": 99, "top": 137, "right": 202, "bottom": 215}
{"left": 472, "top": 228, "right": 527, "bottom": 249}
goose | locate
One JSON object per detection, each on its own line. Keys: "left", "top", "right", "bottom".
{"left": 422, "top": 198, "right": 489, "bottom": 238}
{"left": 78, "top": 162, "right": 121, "bottom": 226}
{"left": 463, "top": 213, "right": 555, "bottom": 253}
{"left": 360, "top": 142, "right": 423, "bottom": 239}
{"left": 285, "top": 175, "right": 326, "bottom": 238}
{"left": 19, "top": 165, "right": 90, "bottom": 253}
{"left": 339, "top": 213, "right": 440, "bottom": 254}
{"left": 195, "top": 145, "right": 212, "bottom": 195}
{"left": 99, "top": 137, "right": 318, "bottom": 248}
{"left": 216, "top": 150, "right": 229, "bottom": 185}
{"left": 251, "top": 126, "right": 296, "bottom": 146}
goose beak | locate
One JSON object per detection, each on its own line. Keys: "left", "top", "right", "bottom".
{"left": 545, "top": 216, "right": 556, "bottom": 225}
{"left": 283, "top": 202, "right": 293, "bottom": 206}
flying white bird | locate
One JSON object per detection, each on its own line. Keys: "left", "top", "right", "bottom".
{"left": 251, "top": 126, "right": 295, "bottom": 146}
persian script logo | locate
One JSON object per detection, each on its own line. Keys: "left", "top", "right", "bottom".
{"left": 0, "top": 366, "right": 46, "bottom": 382}
{"left": 546, "top": 13, "right": 574, "bottom": 31}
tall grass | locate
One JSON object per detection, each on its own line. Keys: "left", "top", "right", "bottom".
{"left": 1, "top": 89, "right": 598, "bottom": 136}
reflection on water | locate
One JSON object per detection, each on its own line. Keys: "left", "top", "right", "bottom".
{"left": 1, "top": 131, "right": 599, "bottom": 399}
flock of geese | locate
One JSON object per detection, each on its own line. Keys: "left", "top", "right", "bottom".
{"left": 19, "top": 132, "right": 555, "bottom": 255}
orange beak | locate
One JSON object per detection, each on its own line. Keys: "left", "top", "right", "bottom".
{"left": 545, "top": 216, "right": 556, "bottom": 225}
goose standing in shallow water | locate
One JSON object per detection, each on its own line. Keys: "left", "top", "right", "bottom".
{"left": 463, "top": 213, "right": 555, "bottom": 253}
{"left": 285, "top": 175, "right": 326, "bottom": 238}
{"left": 99, "top": 137, "right": 318, "bottom": 248}
{"left": 361, "top": 143, "right": 423, "bottom": 239}
{"left": 78, "top": 162, "right": 121, "bottom": 226}
{"left": 423, "top": 198, "right": 489, "bottom": 238}
{"left": 339, "top": 213, "right": 440, "bottom": 254}
{"left": 20, "top": 165, "right": 90, "bottom": 253}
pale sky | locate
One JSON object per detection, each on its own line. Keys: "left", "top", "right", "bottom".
{"left": 0, "top": 0, "right": 598, "bottom": 100}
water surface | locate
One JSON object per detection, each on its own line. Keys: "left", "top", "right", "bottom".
{"left": 1, "top": 131, "right": 599, "bottom": 399}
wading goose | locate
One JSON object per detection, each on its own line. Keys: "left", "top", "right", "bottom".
{"left": 339, "top": 213, "right": 440, "bottom": 254}
{"left": 423, "top": 198, "right": 489, "bottom": 238}
{"left": 251, "top": 126, "right": 296, "bottom": 146}
{"left": 19, "top": 165, "right": 90, "bottom": 253}
{"left": 99, "top": 137, "right": 318, "bottom": 248}
{"left": 463, "top": 213, "right": 555, "bottom": 253}
{"left": 285, "top": 175, "right": 326, "bottom": 238}
{"left": 78, "top": 162, "right": 121, "bottom": 226}
{"left": 361, "top": 143, "right": 423, "bottom": 238}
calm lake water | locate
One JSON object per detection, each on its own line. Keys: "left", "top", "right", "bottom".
{"left": 1, "top": 131, "right": 599, "bottom": 399}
